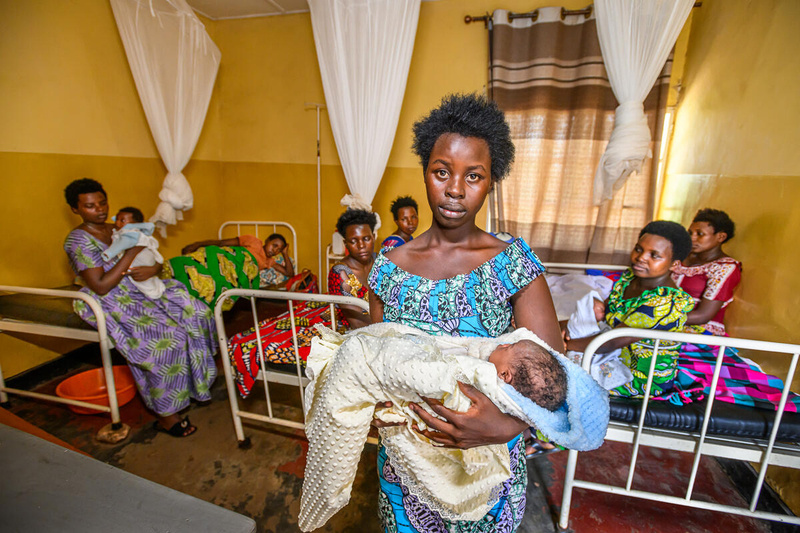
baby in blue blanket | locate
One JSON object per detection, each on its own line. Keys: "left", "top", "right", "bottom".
{"left": 299, "top": 324, "right": 607, "bottom": 531}
{"left": 101, "top": 207, "right": 165, "bottom": 299}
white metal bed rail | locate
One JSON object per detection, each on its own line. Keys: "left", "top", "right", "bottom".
{"left": 213, "top": 288, "right": 369, "bottom": 447}
{"left": 218, "top": 221, "right": 299, "bottom": 270}
{"left": 0, "top": 285, "right": 121, "bottom": 424}
{"left": 543, "top": 262, "right": 628, "bottom": 272}
{"left": 559, "top": 327, "right": 800, "bottom": 528}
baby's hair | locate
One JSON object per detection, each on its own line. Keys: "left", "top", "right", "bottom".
{"left": 412, "top": 93, "right": 515, "bottom": 182}
{"left": 390, "top": 196, "right": 418, "bottom": 220}
{"left": 336, "top": 209, "right": 378, "bottom": 237}
{"left": 266, "top": 233, "right": 287, "bottom": 247}
{"left": 64, "top": 178, "right": 106, "bottom": 208}
{"left": 692, "top": 208, "right": 735, "bottom": 242}
{"left": 639, "top": 220, "right": 692, "bottom": 262}
{"left": 117, "top": 206, "right": 144, "bottom": 223}
{"left": 509, "top": 340, "right": 567, "bottom": 412}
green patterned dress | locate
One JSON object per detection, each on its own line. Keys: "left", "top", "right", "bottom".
{"left": 606, "top": 269, "right": 694, "bottom": 398}
{"left": 65, "top": 229, "right": 218, "bottom": 417}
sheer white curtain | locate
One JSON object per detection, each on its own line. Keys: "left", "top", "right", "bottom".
{"left": 308, "top": 0, "right": 420, "bottom": 223}
{"left": 110, "top": 0, "right": 220, "bottom": 236}
{"left": 592, "top": 0, "right": 693, "bottom": 204}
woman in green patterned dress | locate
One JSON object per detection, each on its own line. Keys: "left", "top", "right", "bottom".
{"left": 565, "top": 221, "right": 695, "bottom": 398}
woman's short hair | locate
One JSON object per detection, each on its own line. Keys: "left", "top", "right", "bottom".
{"left": 265, "top": 233, "right": 287, "bottom": 246}
{"left": 117, "top": 206, "right": 144, "bottom": 223}
{"left": 390, "top": 196, "right": 418, "bottom": 220}
{"left": 412, "top": 93, "right": 515, "bottom": 182}
{"left": 64, "top": 178, "right": 106, "bottom": 208}
{"left": 336, "top": 209, "right": 378, "bottom": 237}
{"left": 639, "top": 220, "right": 692, "bottom": 261}
{"left": 692, "top": 208, "right": 735, "bottom": 242}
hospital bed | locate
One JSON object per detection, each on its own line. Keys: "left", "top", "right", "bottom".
{"left": 0, "top": 220, "right": 300, "bottom": 438}
{"left": 214, "top": 288, "right": 369, "bottom": 447}
{"left": 544, "top": 263, "right": 800, "bottom": 527}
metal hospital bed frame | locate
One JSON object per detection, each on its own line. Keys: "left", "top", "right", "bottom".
{"left": 542, "top": 262, "right": 800, "bottom": 526}
{"left": 0, "top": 221, "right": 299, "bottom": 431}
{"left": 560, "top": 328, "right": 800, "bottom": 527}
{"left": 218, "top": 220, "right": 299, "bottom": 270}
{"left": 214, "top": 288, "right": 369, "bottom": 447}
{"left": 0, "top": 286, "right": 122, "bottom": 427}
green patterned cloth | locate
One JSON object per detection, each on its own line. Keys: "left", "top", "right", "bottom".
{"left": 163, "top": 245, "right": 260, "bottom": 311}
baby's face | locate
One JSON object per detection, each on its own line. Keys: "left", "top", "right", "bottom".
{"left": 115, "top": 211, "right": 136, "bottom": 230}
{"left": 488, "top": 343, "right": 515, "bottom": 384}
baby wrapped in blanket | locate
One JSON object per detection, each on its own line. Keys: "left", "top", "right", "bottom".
{"left": 299, "top": 323, "right": 609, "bottom": 531}
{"left": 566, "top": 290, "right": 633, "bottom": 390}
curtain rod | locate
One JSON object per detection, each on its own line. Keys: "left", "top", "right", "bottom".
{"left": 464, "top": 2, "right": 701, "bottom": 25}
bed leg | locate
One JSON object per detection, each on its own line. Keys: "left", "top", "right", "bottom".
{"left": 558, "top": 449, "right": 580, "bottom": 530}
{"left": 238, "top": 437, "right": 252, "bottom": 450}
{"left": 0, "top": 359, "right": 8, "bottom": 404}
{"left": 96, "top": 422, "right": 131, "bottom": 444}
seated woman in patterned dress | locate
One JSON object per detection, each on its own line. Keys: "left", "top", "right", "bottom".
{"left": 368, "top": 93, "right": 564, "bottom": 532}
{"left": 671, "top": 208, "right": 741, "bottom": 336}
{"left": 565, "top": 221, "right": 695, "bottom": 398}
{"left": 327, "top": 208, "right": 377, "bottom": 329}
{"left": 63, "top": 179, "right": 218, "bottom": 438}
{"left": 381, "top": 196, "right": 419, "bottom": 251}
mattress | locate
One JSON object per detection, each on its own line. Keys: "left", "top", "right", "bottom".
{"left": 610, "top": 397, "right": 800, "bottom": 442}
{"left": 0, "top": 286, "right": 91, "bottom": 330}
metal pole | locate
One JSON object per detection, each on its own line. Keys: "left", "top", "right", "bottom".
{"left": 306, "top": 103, "right": 325, "bottom": 283}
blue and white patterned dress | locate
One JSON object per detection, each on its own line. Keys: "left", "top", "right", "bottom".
{"left": 368, "top": 238, "right": 546, "bottom": 533}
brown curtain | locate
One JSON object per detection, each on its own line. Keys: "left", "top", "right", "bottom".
{"left": 489, "top": 7, "right": 669, "bottom": 264}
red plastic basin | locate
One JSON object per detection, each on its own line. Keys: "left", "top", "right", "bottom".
{"left": 55, "top": 366, "right": 137, "bottom": 415}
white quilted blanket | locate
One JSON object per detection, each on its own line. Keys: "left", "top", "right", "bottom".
{"left": 299, "top": 324, "right": 544, "bottom": 531}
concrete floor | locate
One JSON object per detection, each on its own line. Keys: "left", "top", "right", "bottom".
{"left": 2, "top": 348, "right": 793, "bottom": 533}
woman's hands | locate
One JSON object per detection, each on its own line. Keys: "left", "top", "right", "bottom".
{"left": 128, "top": 262, "right": 162, "bottom": 281}
{"left": 80, "top": 246, "right": 145, "bottom": 295}
{"left": 409, "top": 382, "right": 527, "bottom": 448}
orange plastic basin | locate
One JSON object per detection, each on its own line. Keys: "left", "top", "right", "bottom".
{"left": 55, "top": 366, "right": 137, "bottom": 415}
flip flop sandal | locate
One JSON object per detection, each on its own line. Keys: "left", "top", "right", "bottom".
{"left": 525, "top": 439, "right": 564, "bottom": 458}
{"left": 153, "top": 416, "right": 196, "bottom": 438}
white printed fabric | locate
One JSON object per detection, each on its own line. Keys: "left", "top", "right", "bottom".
{"left": 300, "top": 324, "right": 538, "bottom": 530}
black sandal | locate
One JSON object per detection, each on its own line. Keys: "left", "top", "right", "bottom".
{"left": 525, "top": 439, "right": 564, "bottom": 458}
{"left": 153, "top": 416, "right": 196, "bottom": 438}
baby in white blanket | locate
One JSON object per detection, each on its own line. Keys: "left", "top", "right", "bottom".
{"left": 100, "top": 207, "right": 165, "bottom": 299}
{"left": 565, "top": 291, "right": 632, "bottom": 390}
{"left": 299, "top": 324, "right": 568, "bottom": 531}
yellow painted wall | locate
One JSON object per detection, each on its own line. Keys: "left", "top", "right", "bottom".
{"left": 1, "top": 0, "right": 588, "bottom": 376}
{"left": 0, "top": 0, "right": 223, "bottom": 376}
{"left": 658, "top": 0, "right": 800, "bottom": 510}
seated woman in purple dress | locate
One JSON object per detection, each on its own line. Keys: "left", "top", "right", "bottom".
{"left": 381, "top": 196, "right": 419, "bottom": 250}
{"left": 63, "top": 179, "right": 218, "bottom": 438}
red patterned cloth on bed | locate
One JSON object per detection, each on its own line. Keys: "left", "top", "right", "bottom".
{"left": 228, "top": 301, "right": 344, "bottom": 398}
{"left": 655, "top": 342, "right": 800, "bottom": 413}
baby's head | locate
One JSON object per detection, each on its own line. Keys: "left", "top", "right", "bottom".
{"left": 593, "top": 298, "right": 606, "bottom": 322}
{"left": 489, "top": 340, "right": 567, "bottom": 411}
{"left": 263, "top": 233, "right": 287, "bottom": 257}
{"left": 115, "top": 207, "right": 144, "bottom": 230}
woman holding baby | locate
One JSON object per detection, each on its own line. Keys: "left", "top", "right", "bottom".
{"left": 63, "top": 178, "right": 217, "bottom": 438}
{"left": 368, "top": 94, "right": 563, "bottom": 532}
